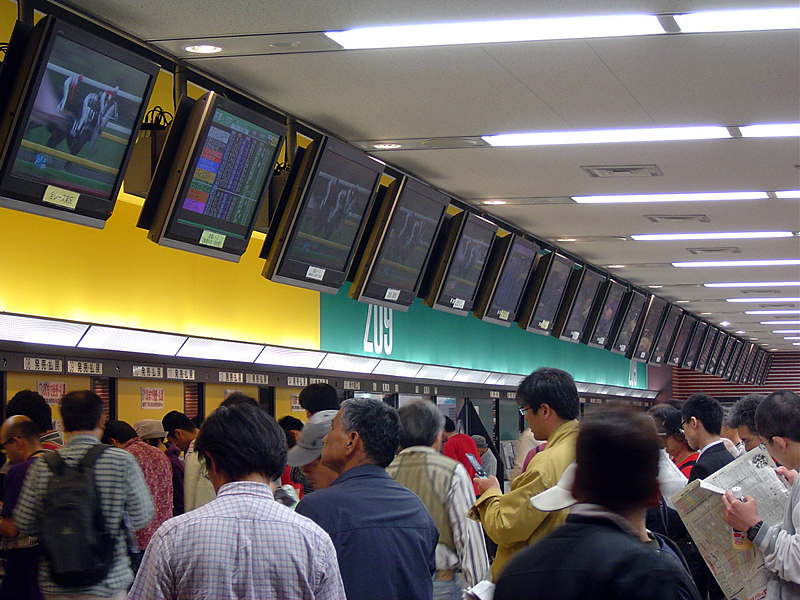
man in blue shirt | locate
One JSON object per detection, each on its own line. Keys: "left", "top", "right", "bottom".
{"left": 296, "top": 398, "right": 439, "bottom": 600}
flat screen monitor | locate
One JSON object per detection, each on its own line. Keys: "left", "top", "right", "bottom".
{"left": 706, "top": 332, "right": 728, "bottom": 375}
{"left": 631, "top": 296, "right": 667, "bottom": 362}
{"left": 667, "top": 315, "right": 696, "bottom": 367}
{"left": 695, "top": 327, "right": 719, "bottom": 373}
{"left": 261, "top": 136, "right": 383, "bottom": 292}
{"left": 747, "top": 349, "right": 765, "bottom": 385}
{"left": 556, "top": 267, "right": 605, "bottom": 343}
{"left": 681, "top": 320, "right": 707, "bottom": 370}
{"left": 586, "top": 279, "right": 626, "bottom": 349}
{"left": 473, "top": 235, "right": 540, "bottom": 326}
{"left": 422, "top": 211, "right": 497, "bottom": 315}
{"left": 723, "top": 339, "right": 744, "bottom": 380}
{"left": 758, "top": 353, "right": 773, "bottom": 386}
{"left": 609, "top": 290, "right": 648, "bottom": 355}
{"left": 0, "top": 16, "right": 158, "bottom": 228}
{"left": 349, "top": 176, "right": 449, "bottom": 311}
{"left": 715, "top": 334, "right": 738, "bottom": 377}
{"left": 517, "top": 253, "right": 578, "bottom": 335}
{"left": 649, "top": 305, "right": 682, "bottom": 366}
{"left": 739, "top": 343, "right": 758, "bottom": 384}
{"left": 139, "top": 92, "right": 285, "bottom": 261}
{"left": 731, "top": 342, "right": 753, "bottom": 383}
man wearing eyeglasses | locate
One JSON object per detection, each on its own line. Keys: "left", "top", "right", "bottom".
{"left": 467, "top": 367, "right": 579, "bottom": 580}
{"left": 0, "top": 415, "right": 45, "bottom": 600}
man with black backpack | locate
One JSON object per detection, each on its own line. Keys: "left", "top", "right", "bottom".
{"left": 14, "top": 391, "right": 153, "bottom": 600}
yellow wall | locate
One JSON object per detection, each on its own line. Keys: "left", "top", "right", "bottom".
{"left": 6, "top": 372, "right": 91, "bottom": 424}
{"left": 203, "top": 383, "right": 261, "bottom": 413}
{"left": 275, "top": 386, "right": 306, "bottom": 421}
{"left": 117, "top": 378, "right": 184, "bottom": 424}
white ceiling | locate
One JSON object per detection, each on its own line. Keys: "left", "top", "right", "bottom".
{"left": 57, "top": 0, "right": 800, "bottom": 352}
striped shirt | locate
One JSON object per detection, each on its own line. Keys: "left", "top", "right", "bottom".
{"left": 128, "top": 481, "right": 346, "bottom": 600}
{"left": 14, "top": 434, "right": 154, "bottom": 596}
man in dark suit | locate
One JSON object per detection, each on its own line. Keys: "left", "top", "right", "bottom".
{"left": 681, "top": 393, "right": 734, "bottom": 599}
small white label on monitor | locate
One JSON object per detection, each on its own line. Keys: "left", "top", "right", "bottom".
{"left": 42, "top": 186, "right": 79, "bottom": 210}
{"left": 597, "top": 336, "right": 606, "bottom": 344}
{"left": 385, "top": 288, "right": 401, "bottom": 301}
{"left": 619, "top": 344, "right": 627, "bottom": 352}
{"left": 306, "top": 266, "right": 325, "bottom": 281}
{"left": 452, "top": 298, "right": 465, "bottom": 310}
{"left": 571, "top": 331, "right": 580, "bottom": 340}
{"left": 199, "top": 230, "right": 226, "bottom": 248}
{"left": 538, "top": 319, "right": 551, "bottom": 330}
{"left": 498, "top": 310, "right": 510, "bottom": 321}
{"left": 655, "top": 356, "right": 662, "bottom": 363}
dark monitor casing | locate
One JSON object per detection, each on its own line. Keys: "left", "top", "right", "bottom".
{"left": 681, "top": 320, "right": 708, "bottom": 370}
{"left": 695, "top": 327, "right": 720, "bottom": 373}
{"left": 517, "top": 252, "right": 580, "bottom": 336}
{"left": 553, "top": 266, "right": 605, "bottom": 343}
{"left": 630, "top": 296, "right": 668, "bottom": 363}
{"left": 585, "top": 279, "right": 626, "bottom": 349}
{"left": 608, "top": 289, "right": 649, "bottom": 356}
{"left": 649, "top": 304, "right": 682, "bottom": 366}
{"left": 706, "top": 331, "right": 729, "bottom": 375}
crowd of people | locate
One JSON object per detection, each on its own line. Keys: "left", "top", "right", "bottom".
{"left": 0, "top": 371, "right": 797, "bottom": 599}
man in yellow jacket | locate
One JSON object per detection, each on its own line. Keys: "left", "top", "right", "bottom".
{"left": 468, "top": 367, "right": 579, "bottom": 580}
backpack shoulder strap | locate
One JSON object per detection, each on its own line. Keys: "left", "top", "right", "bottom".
{"left": 79, "top": 444, "right": 109, "bottom": 470}
{"left": 43, "top": 450, "right": 65, "bottom": 474}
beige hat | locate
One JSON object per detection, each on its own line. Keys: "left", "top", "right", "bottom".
{"left": 134, "top": 419, "right": 167, "bottom": 440}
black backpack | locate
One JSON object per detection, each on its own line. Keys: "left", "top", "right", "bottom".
{"left": 40, "top": 444, "right": 115, "bottom": 587}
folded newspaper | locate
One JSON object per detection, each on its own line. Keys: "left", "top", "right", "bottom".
{"left": 670, "top": 447, "right": 790, "bottom": 600}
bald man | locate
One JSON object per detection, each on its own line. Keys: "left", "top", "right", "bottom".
{"left": 0, "top": 415, "right": 46, "bottom": 599}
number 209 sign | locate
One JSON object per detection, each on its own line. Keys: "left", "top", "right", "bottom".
{"left": 363, "top": 305, "right": 393, "bottom": 356}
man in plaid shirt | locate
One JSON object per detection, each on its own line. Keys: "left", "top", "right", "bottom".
{"left": 14, "top": 391, "right": 154, "bottom": 600}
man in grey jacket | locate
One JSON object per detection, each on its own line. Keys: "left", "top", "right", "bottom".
{"left": 723, "top": 390, "right": 800, "bottom": 598}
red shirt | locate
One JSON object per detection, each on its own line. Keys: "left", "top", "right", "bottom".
{"left": 675, "top": 452, "right": 699, "bottom": 479}
{"left": 443, "top": 433, "right": 481, "bottom": 495}
{"left": 124, "top": 437, "right": 173, "bottom": 549}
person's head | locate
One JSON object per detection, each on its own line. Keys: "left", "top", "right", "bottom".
{"left": 286, "top": 410, "right": 337, "bottom": 468}
{"left": 195, "top": 403, "right": 286, "bottom": 490}
{"left": 572, "top": 408, "right": 661, "bottom": 514}
{"left": 730, "top": 393, "right": 766, "bottom": 452}
{"left": 133, "top": 419, "right": 168, "bottom": 448}
{"left": 659, "top": 409, "right": 692, "bottom": 459}
{"left": 442, "top": 415, "right": 457, "bottom": 440}
{"left": 517, "top": 367, "right": 580, "bottom": 440}
{"left": 397, "top": 400, "right": 444, "bottom": 450}
{"left": 101, "top": 420, "right": 138, "bottom": 447}
{"left": 162, "top": 410, "right": 198, "bottom": 452}
{"left": 647, "top": 403, "right": 679, "bottom": 450}
{"left": 755, "top": 390, "right": 800, "bottom": 470}
{"left": 471, "top": 435, "right": 489, "bottom": 455}
{"left": 60, "top": 391, "right": 104, "bottom": 433}
{"left": 298, "top": 383, "right": 340, "bottom": 416}
{"left": 220, "top": 392, "right": 258, "bottom": 409}
{"left": 278, "top": 415, "right": 305, "bottom": 449}
{"left": 322, "top": 399, "right": 400, "bottom": 473}
{"left": 5, "top": 390, "right": 52, "bottom": 433}
{"left": 680, "top": 393, "right": 723, "bottom": 449}
{"left": 0, "top": 415, "right": 42, "bottom": 464}
{"left": 721, "top": 409, "right": 741, "bottom": 444}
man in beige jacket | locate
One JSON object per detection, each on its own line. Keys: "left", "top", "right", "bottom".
{"left": 468, "top": 367, "right": 579, "bottom": 579}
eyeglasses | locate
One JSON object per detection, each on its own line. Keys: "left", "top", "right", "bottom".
{"left": 518, "top": 406, "right": 530, "bottom": 416}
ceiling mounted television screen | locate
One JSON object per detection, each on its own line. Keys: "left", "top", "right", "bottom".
{"left": 261, "top": 136, "right": 383, "bottom": 293}
{"left": 349, "top": 176, "right": 449, "bottom": 311}
{"left": 555, "top": 267, "right": 605, "bottom": 343}
{"left": 731, "top": 342, "right": 754, "bottom": 383}
{"left": 631, "top": 296, "right": 668, "bottom": 363}
{"left": 422, "top": 211, "right": 497, "bottom": 315}
{"left": 747, "top": 349, "right": 765, "bottom": 385}
{"left": 517, "top": 252, "right": 579, "bottom": 336}
{"left": 609, "top": 290, "right": 648, "bottom": 356}
{"left": 473, "top": 235, "right": 540, "bottom": 327}
{"left": 586, "top": 279, "right": 625, "bottom": 349}
{"left": 715, "top": 334, "right": 738, "bottom": 377}
{"left": 0, "top": 16, "right": 158, "bottom": 228}
{"left": 138, "top": 92, "right": 285, "bottom": 262}
{"left": 739, "top": 342, "right": 758, "bottom": 384}
{"left": 723, "top": 339, "right": 744, "bottom": 380}
{"left": 695, "top": 327, "right": 719, "bottom": 373}
{"left": 706, "top": 331, "right": 729, "bottom": 375}
{"left": 757, "top": 352, "right": 773, "bottom": 386}
{"left": 681, "top": 320, "right": 707, "bottom": 370}
{"left": 666, "top": 314, "right": 696, "bottom": 367}
{"left": 649, "top": 305, "right": 682, "bottom": 366}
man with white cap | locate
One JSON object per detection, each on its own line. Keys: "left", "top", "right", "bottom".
{"left": 494, "top": 408, "right": 700, "bottom": 600}
{"left": 286, "top": 410, "right": 339, "bottom": 491}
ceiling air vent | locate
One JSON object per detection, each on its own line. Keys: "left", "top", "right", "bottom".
{"left": 645, "top": 214, "right": 711, "bottom": 223}
{"left": 741, "top": 289, "right": 781, "bottom": 294}
{"left": 581, "top": 164, "right": 663, "bottom": 178}
{"left": 686, "top": 246, "right": 742, "bottom": 255}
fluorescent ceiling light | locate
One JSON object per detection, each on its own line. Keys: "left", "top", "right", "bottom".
{"left": 417, "top": 365, "right": 459, "bottom": 381}
{"left": 776, "top": 190, "right": 800, "bottom": 198}
{"left": 254, "top": 346, "right": 326, "bottom": 369}
{"left": 484, "top": 126, "right": 729, "bottom": 147}
{"left": 576, "top": 191, "right": 766, "bottom": 204}
{"left": 673, "top": 259, "right": 800, "bottom": 268}
{"left": 706, "top": 281, "right": 800, "bottom": 288}
{"left": 177, "top": 338, "right": 264, "bottom": 362}
{"left": 0, "top": 314, "right": 88, "bottom": 346}
{"left": 774, "top": 329, "right": 800, "bottom": 333}
{"left": 632, "top": 231, "right": 792, "bottom": 241}
{"left": 761, "top": 320, "right": 800, "bottom": 325}
{"left": 746, "top": 309, "right": 800, "bottom": 314}
{"left": 740, "top": 123, "right": 800, "bottom": 138}
{"left": 728, "top": 297, "right": 800, "bottom": 303}
{"left": 79, "top": 326, "right": 186, "bottom": 355}
{"left": 318, "top": 353, "right": 380, "bottom": 373}
{"left": 785, "top": 336, "right": 800, "bottom": 340}
{"left": 326, "top": 14, "right": 664, "bottom": 49}
{"left": 674, "top": 7, "right": 800, "bottom": 33}
{"left": 452, "top": 369, "right": 491, "bottom": 384}
{"left": 372, "top": 360, "right": 423, "bottom": 378}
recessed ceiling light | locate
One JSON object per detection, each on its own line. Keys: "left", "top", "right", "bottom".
{"left": 705, "top": 281, "right": 800, "bottom": 288}
{"left": 740, "top": 123, "right": 800, "bottom": 138}
{"left": 750, "top": 337, "right": 759, "bottom": 340}
{"left": 673, "top": 259, "right": 800, "bottom": 268}
{"left": 735, "top": 330, "right": 746, "bottom": 334}
{"left": 184, "top": 44, "right": 223, "bottom": 54}
{"left": 632, "top": 231, "right": 792, "bottom": 241}
{"left": 761, "top": 320, "right": 800, "bottom": 325}
{"left": 576, "top": 191, "right": 766, "bottom": 204}
{"left": 728, "top": 297, "right": 800, "bottom": 303}
{"left": 372, "top": 142, "right": 403, "bottom": 150}
{"left": 674, "top": 7, "right": 800, "bottom": 33}
{"left": 648, "top": 285, "right": 663, "bottom": 289}
{"left": 482, "top": 200, "right": 507, "bottom": 205}
{"left": 746, "top": 309, "right": 800, "bottom": 315}
{"left": 700, "top": 312, "right": 714, "bottom": 315}
{"left": 484, "top": 126, "right": 730, "bottom": 148}
{"left": 607, "top": 264, "right": 627, "bottom": 269}
{"left": 556, "top": 238, "right": 577, "bottom": 242}
{"left": 720, "top": 321, "right": 731, "bottom": 326}
{"left": 776, "top": 190, "right": 800, "bottom": 198}
{"left": 676, "top": 300, "right": 690, "bottom": 303}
